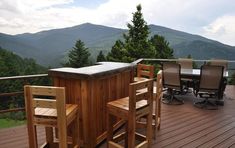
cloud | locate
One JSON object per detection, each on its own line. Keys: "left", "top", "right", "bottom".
{"left": 0, "top": 0, "right": 234, "bottom": 45}
{"left": 202, "top": 15, "right": 235, "bottom": 46}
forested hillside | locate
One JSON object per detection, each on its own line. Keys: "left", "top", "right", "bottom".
{"left": 0, "top": 47, "right": 48, "bottom": 119}
{"left": 0, "top": 46, "right": 46, "bottom": 77}
{"left": 1, "top": 23, "right": 235, "bottom": 67}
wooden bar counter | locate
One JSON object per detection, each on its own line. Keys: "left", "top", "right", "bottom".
{"left": 48, "top": 62, "right": 135, "bottom": 147}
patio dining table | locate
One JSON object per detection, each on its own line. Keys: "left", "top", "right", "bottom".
{"left": 180, "top": 68, "right": 228, "bottom": 79}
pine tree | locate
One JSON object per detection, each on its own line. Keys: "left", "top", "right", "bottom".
{"left": 106, "top": 4, "right": 174, "bottom": 62}
{"left": 106, "top": 40, "right": 132, "bottom": 62}
{"left": 65, "top": 40, "right": 90, "bottom": 68}
{"left": 150, "top": 35, "right": 174, "bottom": 59}
{"left": 97, "top": 51, "right": 106, "bottom": 62}
{"left": 124, "top": 4, "right": 154, "bottom": 60}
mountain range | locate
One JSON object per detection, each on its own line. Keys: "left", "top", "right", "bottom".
{"left": 0, "top": 23, "right": 235, "bottom": 67}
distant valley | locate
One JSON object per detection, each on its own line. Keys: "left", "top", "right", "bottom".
{"left": 1, "top": 23, "right": 235, "bottom": 67}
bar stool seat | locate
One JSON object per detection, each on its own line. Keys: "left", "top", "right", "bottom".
{"left": 107, "top": 97, "right": 148, "bottom": 118}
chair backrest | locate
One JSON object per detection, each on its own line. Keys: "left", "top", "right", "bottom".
{"left": 24, "top": 85, "right": 66, "bottom": 117}
{"left": 199, "top": 65, "right": 224, "bottom": 92}
{"left": 129, "top": 79, "right": 153, "bottom": 115}
{"left": 162, "top": 62, "right": 181, "bottom": 90}
{"left": 156, "top": 70, "right": 163, "bottom": 101}
{"left": 156, "top": 70, "right": 163, "bottom": 129}
{"left": 178, "top": 58, "right": 193, "bottom": 69}
{"left": 137, "top": 64, "right": 154, "bottom": 79}
{"left": 209, "top": 59, "right": 228, "bottom": 72}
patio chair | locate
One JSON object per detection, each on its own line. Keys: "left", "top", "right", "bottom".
{"left": 209, "top": 59, "right": 228, "bottom": 100}
{"left": 178, "top": 58, "right": 193, "bottom": 92}
{"left": 107, "top": 79, "right": 153, "bottom": 147}
{"left": 24, "top": 85, "right": 79, "bottom": 148}
{"left": 193, "top": 65, "right": 224, "bottom": 110}
{"left": 209, "top": 59, "right": 228, "bottom": 72}
{"left": 162, "top": 62, "right": 184, "bottom": 105}
{"left": 178, "top": 58, "right": 193, "bottom": 69}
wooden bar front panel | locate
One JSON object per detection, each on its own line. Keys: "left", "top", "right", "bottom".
{"left": 52, "top": 70, "right": 133, "bottom": 147}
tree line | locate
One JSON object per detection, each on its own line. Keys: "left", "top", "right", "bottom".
{"left": 0, "top": 47, "right": 50, "bottom": 120}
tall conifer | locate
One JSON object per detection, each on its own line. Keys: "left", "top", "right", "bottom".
{"left": 65, "top": 40, "right": 90, "bottom": 68}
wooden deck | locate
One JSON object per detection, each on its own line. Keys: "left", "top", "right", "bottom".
{"left": 1, "top": 85, "right": 235, "bottom": 148}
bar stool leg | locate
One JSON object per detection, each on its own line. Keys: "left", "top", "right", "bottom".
{"left": 107, "top": 113, "right": 114, "bottom": 147}
{"left": 127, "top": 116, "right": 135, "bottom": 147}
{"left": 45, "top": 127, "right": 53, "bottom": 146}
{"left": 146, "top": 111, "right": 152, "bottom": 147}
{"left": 28, "top": 124, "right": 38, "bottom": 148}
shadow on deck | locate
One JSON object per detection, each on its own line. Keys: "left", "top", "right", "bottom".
{"left": 1, "top": 85, "right": 235, "bottom": 148}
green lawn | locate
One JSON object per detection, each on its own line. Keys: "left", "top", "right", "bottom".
{"left": 0, "top": 118, "right": 26, "bottom": 129}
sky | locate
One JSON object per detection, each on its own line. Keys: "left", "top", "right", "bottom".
{"left": 0, "top": 0, "right": 235, "bottom": 46}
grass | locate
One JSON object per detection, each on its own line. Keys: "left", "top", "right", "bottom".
{"left": 0, "top": 118, "right": 26, "bottom": 129}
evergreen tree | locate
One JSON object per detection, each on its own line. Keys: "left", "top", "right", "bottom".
{"left": 106, "top": 40, "right": 132, "bottom": 62}
{"left": 124, "top": 4, "right": 154, "bottom": 60}
{"left": 150, "top": 35, "right": 174, "bottom": 59}
{"left": 106, "top": 4, "right": 155, "bottom": 62}
{"left": 65, "top": 40, "right": 90, "bottom": 68}
{"left": 97, "top": 51, "right": 106, "bottom": 62}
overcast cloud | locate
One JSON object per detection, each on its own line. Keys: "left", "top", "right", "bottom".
{"left": 0, "top": 0, "right": 235, "bottom": 46}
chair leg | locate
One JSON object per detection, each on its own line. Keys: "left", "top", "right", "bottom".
{"left": 27, "top": 124, "right": 38, "bottom": 148}
{"left": 45, "top": 127, "right": 53, "bottom": 146}
{"left": 162, "top": 89, "right": 184, "bottom": 105}
{"left": 58, "top": 121, "right": 67, "bottom": 148}
{"left": 127, "top": 116, "right": 135, "bottom": 148}
{"left": 107, "top": 113, "right": 113, "bottom": 148}
{"left": 125, "top": 123, "right": 128, "bottom": 147}
{"left": 146, "top": 111, "right": 153, "bottom": 147}
{"left": 72, "top": 113, "right": 79, "bottom": 147}
{"left": 194, "top": 97, "right": 218, "bottom": 110}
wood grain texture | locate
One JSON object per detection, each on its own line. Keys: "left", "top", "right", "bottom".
{"left": 50, "top": 63, "right": 134, "bottom": 147}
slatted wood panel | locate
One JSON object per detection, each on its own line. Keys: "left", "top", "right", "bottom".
{"left": 52, "top": 70, "right": 133, "bottom": 147}
{"left": 1, "top": 85, "right": 235, "bottom": 148}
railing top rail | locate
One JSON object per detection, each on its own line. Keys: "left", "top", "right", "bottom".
{"left": 139, "top": 58, "right": 235, "bottom": 63}
{"left": 0, "top": 74, "right": 48, "bottom": 81}
{"left": 132, "top": 58, "right": 235, "bottom": 71}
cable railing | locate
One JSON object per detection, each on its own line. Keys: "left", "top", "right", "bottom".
{"left": 1, "top": 58, "right": 235, "bottom": 115}
{"left": 0, "top": 74, "right": 49, "bottom": 114}
{"left": 133, "top": 58, "right": 235, "bottom": 79}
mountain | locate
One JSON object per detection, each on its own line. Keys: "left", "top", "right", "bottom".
{"left": 148, "top": 25, "right": 235, "bottom": 60}
{"left": 0, "top": 23, "right": 235, "bottom": 67}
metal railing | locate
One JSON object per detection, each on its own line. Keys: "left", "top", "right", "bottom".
{"left": 0, "top": 74, "right": 49, "bottom": 114}
{"left": 1, "top": 58, "right": 235, "bottom": 115}
{"left": 133, "top": 58, "right": 235, "bottom": 79}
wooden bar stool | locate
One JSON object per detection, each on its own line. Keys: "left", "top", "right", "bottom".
{"left": 107, "top": 79, "right": 153, "bottom": 148}
{"left": 137, "top": 70, "right": 163, "bottom": 138}
{"left": 154, "top": 70, "right": 163, "bottom": 133}
{"left": 134, "top": 64, "right": 154, "bottom": 82}
{"left": 24, "top": 85, "right": 79, "bottom": 148}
